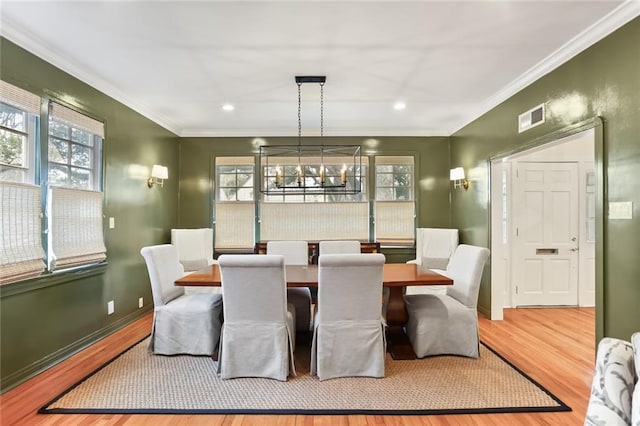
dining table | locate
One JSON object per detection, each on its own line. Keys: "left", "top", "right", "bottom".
{"left": 175, "top": 262, "right": 453, "bottom": 360}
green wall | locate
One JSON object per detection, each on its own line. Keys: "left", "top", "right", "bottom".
{"left": 451, "top": 17, "right": 640, "bottom": 340}
{"left": 0, "top": 38, "right": 180, "bottom": 392}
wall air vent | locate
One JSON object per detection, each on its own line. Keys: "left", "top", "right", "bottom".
{"left": 518, "top": 103, "right": 545, "bottom": 133}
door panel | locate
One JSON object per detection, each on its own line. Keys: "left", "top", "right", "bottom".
{"left": 515, "top": 162, "right": 579, "bottom": 306}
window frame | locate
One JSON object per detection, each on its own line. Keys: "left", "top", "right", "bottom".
{"left": 0, "top": 101, "right": 38, "bottom": 184}
{"left": 47, "top": 115, "right": 103, "bottom": 191}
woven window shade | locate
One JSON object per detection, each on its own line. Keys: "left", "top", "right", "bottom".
{"left": 215, "top": 203, "right": 254, "bottom": 249}
{"left": 260, "top": 202, "right": 369, "bottom": 241}
{"left": 50, "top": 102, "right": 104, "bottom": 138}
{"left": 0, "top": 182, "right": 45, "bottom": 284}
{"left": 47, "top": 187, "right": 106, "bottom": 270}
{"left": 0, "top": 80, "right": 41, "bottom": 114}
{"left": 375, "top": 201, "right": 415, "bottom": 246}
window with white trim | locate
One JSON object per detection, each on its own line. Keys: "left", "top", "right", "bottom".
{"left": 0, "top": 80, "right": 40, "bottom": 184}
{"left": 375, "top": 156, "right": 415, "bottom": 246}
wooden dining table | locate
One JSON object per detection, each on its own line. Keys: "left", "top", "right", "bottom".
{"left": 175, "top": 262, "right": 453, "bottom": 360}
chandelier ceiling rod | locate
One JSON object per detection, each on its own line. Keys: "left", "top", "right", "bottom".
{"left": 258, "top": 75, "right": 361, "bottom": 195}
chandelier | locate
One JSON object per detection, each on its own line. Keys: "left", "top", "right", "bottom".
{"left": 259, "top": 76, "right": 362, "bottom": 195}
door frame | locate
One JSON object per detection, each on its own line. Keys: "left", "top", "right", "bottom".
{"left": 488, "top": 117, "right": 605, "bottom": 338}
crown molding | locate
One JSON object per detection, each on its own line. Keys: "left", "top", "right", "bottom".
{"left": 0, "top": 19, "right": 181, "bottom": 136}
{"left": 448, "top": 0, "right": 640, "bottom": 136}
{"left": 3, "top": 1, "right": 638, "bottom": 139}
{"left": 179, "top": 128, "right": 449, "bottom": 138}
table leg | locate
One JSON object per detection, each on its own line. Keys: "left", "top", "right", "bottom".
{"left": 385, "top": 286, "right": 417, "bottom": 360}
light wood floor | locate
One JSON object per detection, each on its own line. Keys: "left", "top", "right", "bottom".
{"left": 0, "top": 307, "right": 595, "bottom": 426}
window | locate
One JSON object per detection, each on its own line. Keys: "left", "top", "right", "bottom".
{"left": 262, "top": 157, "right": 367, "bottom": 203}
{"left": 0, "top": 80, "right": 40, "bottom": 183}
{"left": 259, "top": 156, "right": 369, "bottom": 241}
{"left": 0, "top": 84, "right": 107, "bottom": 283}
{"left": 215, "top": 157, "right": 255, "bottom": 250}
{"left": 375, "top": 156, "right": 415, "bottom": 246}
{"left": 46, "top": 103, "right": 106, "bottom": 271}
{"left": 48, "top": 103, "right": 103, "bottom": 190}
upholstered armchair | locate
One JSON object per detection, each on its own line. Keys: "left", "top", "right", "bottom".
{"left": 171, "top": 228, "right": 216, "bottom": 271}
{"left": 406, "top": 228, "right": 458, "bottom": 269}
{"left": 585, "top": 333, "right": 639, "bottom": 425}
{"left": 405, "top": 244, "right": 489, "bottom": 358}
{"left": 140, "top": 244, "right": 223, "bottom": 356}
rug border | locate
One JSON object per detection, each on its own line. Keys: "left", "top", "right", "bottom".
{"left": 39, "top": 338, "right": 571, "bottom": 416}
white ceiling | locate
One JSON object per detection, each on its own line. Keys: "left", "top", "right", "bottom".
{"left": 1, "top": 1, "right": 638, "bottom": 137}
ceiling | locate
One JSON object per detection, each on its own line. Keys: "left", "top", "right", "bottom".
{"left": 1, "top": 1, "right": 637, "bottom": 137}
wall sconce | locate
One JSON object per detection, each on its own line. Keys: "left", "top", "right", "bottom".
{"left": 147, "top": 164, "right": 168, "bottom": 188}
{"left": 450, "top": 167, "right": 469, "bottom": 190}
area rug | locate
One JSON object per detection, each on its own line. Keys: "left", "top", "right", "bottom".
{"left": 40, "top": 336, "right": 570, "bottom": 415}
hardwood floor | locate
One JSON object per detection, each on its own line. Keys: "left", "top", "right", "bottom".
{"left": 0, "top": 307, "right": 595, "bottom": 426}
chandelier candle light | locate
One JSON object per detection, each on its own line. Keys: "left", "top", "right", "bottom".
{"left": 259, "top": 76, "right": 362, "bottom": 195}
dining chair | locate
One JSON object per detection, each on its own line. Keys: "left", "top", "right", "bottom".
{"left": 318, "top": 240, "right": 361, "bottom": 255}
{"left": 140, "top": 244, "right": 223, "bottom": 356}
{"left": 217, "top": 254, "right": 296, "bottom": 381}
{"left": 171, "top": 228, "right": 220, "bottom": 295}
{"left": 171, "top": 228, "right": 217, "bottom": 270}
{"left": 266, "top": 240, "right": 312, "bottom": 332}
{"left": 406, "top": 228, "right": 458, "bottom": 296}
{"left": 405, "top": 244, "right": 490, "bottom": 358}
{"left": 311, "top": 253, "right": 386, "bottom": 380}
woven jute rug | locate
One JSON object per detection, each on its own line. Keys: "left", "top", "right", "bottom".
{"left": 40, "top": 337, "right": 570, "bottom": 415}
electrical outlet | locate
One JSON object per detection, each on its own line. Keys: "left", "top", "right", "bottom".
{"left": 107, "top": 300, "right": 114, "bottom": 315}
{"left": 138, "top": 297, "right": 143, "bottom": 308}
{"left": 109, "top": 217, "right": 115, "bottom": 229}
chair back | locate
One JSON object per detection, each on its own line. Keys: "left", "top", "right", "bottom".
{"left": 266, "top": 240, "right": 308, "bottom": 265}
{"left": 218, "top": 254, "right": 288, "bottom": 323}
{"left": 319, "top": 240, "right": 361, "bottom": 255}
{"left": 171, "top": 228, "right": 214, "bottom": 270}
{"left": 140, "top": 244, "right": 185, "bottom": 306}
{"left": 445, "top": 244, "right": 490, "bottom": 308}
{"left": 318, "top": 253, "right": 385, "bottom": 321}
{"left": 416, "top": 228, "right": 458, "bottom": 269}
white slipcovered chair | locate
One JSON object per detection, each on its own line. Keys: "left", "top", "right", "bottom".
{"left": 311, "top": 253, "right": 386, "bottom": 381}
{"left": 171, "top": 228, "right": 220, "bottom": 295}
{"left": 406, "top": 228, "right": 459, "bottom": 296}
{"left": 266, "top": 240, "right": 313, "bottom": 332}
{"left": 171, "top": 228, "right": 217, "bottom": 271}
{"left": 217, "top": 254, "right": 296, "bottom": 381}
{"left": 140, "top": 244, "right": 223, "bottom": 356}
{"left": 318, "top": 240, "right": 361, "bottom": 255}
{"left": 405, "top": 244, "right": 489, "bottom": 358}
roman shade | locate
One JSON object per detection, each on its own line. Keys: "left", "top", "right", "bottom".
{"left": 0, "top": 182, "right": 45, "bottom": 284}
{"left": 47, "top": 186, "right": 106, "bottom": 270}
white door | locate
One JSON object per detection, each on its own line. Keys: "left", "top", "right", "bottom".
{"left": 514, "top": 162, "right": 579, "bottom": 306}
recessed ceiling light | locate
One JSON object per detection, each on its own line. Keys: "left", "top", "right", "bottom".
{"left": 393, "top": 102, "right": 406, "bottom": 111}
{"left": 222, "top": 104, "right": 235, "bottom": 111}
